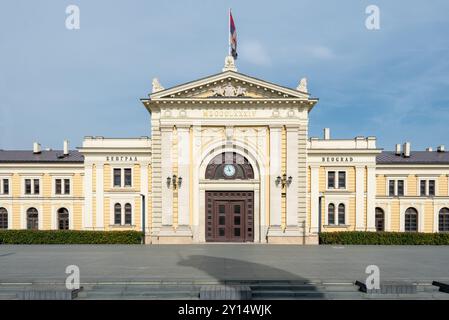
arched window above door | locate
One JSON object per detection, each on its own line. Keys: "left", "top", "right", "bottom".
{"left": 205, "top": 152, "right": 254, "bottom": 180}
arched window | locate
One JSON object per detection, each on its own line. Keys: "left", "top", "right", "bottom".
{"left": 375, "top": 207, "right": 385, "bottom": 231}
{"left": 57, "top": 208, "right": 69, "bottom": 230}
{"left": 405, "top": 207, "right": 418, "bottom": 232}
{"left": 205, "top": 152, "right": 254, "bottom": 180}
{"left": 328, "top": 204, "right": 335, "bottom": 225}
{"left": 338, "top": 204, "right": 345, "bottom": 225}
{"left": 0, "top": 207, "right": 8, "bottom": 229}
{"left": 439, "top": 207, "right": 449, "bottom": 232}
{"left": 124, "top": 203, "right": 132, "bottom": 225}
{"left": 114, "top": 203, "right": 122, "bottom": 225}
{"left": 27, "top": 207, "right": 39, "bottom": 230}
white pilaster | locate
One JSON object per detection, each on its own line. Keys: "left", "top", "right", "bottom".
{"left": 285, "top": 126, "right": 299, "bottom": 231}
{"left": 96, "top": 163, "right": 104, "bottom": 229}
{"left": 366, "top": 165, "right": 376, "bottom": 231}
{"left": 310, "top": 166, "right": 319, "bottom": 233}
{"left": 355, "top": 165, "right": 365, "bottom": 230}
{"left": 84, "top": 164, "right": 93, "bottom": 229}
{"left": 140, "top": 162, "right": 150, "bottom": 234}
{"left": 161, "top": 126, "right": 174, "bottom": 227}
{"left": 268, "top": 125, "right": 282, "bottom": 234}
{"left": 177, "top": 126, "right": 191, "bottom": 230}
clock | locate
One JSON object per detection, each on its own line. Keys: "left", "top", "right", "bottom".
{"left": 223, "top": 164, "right": 236, "bottom": 177}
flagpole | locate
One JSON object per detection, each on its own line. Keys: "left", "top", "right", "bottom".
{"left": 228, "top": 8, "right": 231, "bottom": 56}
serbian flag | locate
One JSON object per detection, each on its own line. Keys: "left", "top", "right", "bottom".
{"left": 230, "top": 10, "right": 237, "bottom": 59}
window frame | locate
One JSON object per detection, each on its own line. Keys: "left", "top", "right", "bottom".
{"left": 22, "top": 177, "right": 42, "bottom": 196}
{"left": 418, "top": 178, "right": 437, "bottom": 197}
{"left": 386, "top": 178, "right": 407, "bottom": 197}
{"left": 112, "top": 167, "right": 133, "bottom": 189}
{"left": 0, "top": 207, "right": 8, "bottom": 229}
{"left": 404, "top": 207, "right": 418, "bottom": 232}
{"left": 52, "top": 177, "right": 72, "bottom": 196}
{"left": 438, "top": 207, "right": 449, "bottom": 232}
{"left": 26, "top": 207, "right": 39, "bottom": 230}
{"left": 326, "top": 169, "right": 348, "bottom": 191}
{"left": 0, "top": 178, "right": 10, "bottom": 195}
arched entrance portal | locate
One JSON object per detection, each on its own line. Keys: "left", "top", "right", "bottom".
{"left": 204, "top": 152, "right": 255, "bottom": 242}
{"left": 198, "top": 150, "right": 261, "bottom": 243}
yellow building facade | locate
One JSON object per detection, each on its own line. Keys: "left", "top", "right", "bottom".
{"left": 1, "top": 56, "right": 449, "bottom": 244}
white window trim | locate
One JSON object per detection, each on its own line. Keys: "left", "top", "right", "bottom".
{"left": 324, "top": 198, "right": 349, "bottom": 226}
{"left": 52, "top": 177, "right": 73, "bottom": 196}
{"left": 417, "top": 178, "right": 438, "bottom": 197}
{"left": 52, "top": 205, "right": 73, "bottom": 230}
{"left": 111, "top": 167, "right": 133, "bottom": 189}
{"left": 21, "top": 177, "right": 42, "bottom": 196}
{"left": 399, "top": 202, "right": 424, "bottom": 232}
{"left": 110, "top": 200, "right": 134, "bottom": 226}
{"left": 325, "top": 169, "right": 348, "bottom": 191}
{"left": 386, "top": 178, "right": 407, "bottom": 197}
{"left": 21, "top": 205, "right": 43, "bottom": 230}
{"left": 375, "top": 203, "right": 391, "bottom": 232}
{"left": 0, "top": 178, "right": 10, "bottom": 195}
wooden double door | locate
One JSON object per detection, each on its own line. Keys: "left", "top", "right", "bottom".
{"left": 205, "top": 191, "right": 254, "bottom": 242}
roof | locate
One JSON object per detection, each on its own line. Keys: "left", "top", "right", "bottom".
{"left": 377, "top": 151, "right": 449, "bottom": 165}
{"left": 0, "top": 150, "right": 84, "bottom": 163}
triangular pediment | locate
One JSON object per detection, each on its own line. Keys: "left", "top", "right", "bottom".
{"left": 149, "top": 71, "right": 310, "bottom": 100}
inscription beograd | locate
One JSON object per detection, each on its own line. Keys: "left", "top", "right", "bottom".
{"left": 202, "top": 109, "right": 257, "bottom": 118}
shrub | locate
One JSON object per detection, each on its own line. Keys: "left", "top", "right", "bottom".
{"left": 0, "top": 230, "right": 143, "bottom": 244}
{"left": 319, "top": 231, "right": 449, "bottom": 245}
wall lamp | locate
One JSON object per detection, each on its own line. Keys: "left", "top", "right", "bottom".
{"left": 276, "top": 174, "right": 293, "bottom": 188}
{"left": 167, "top": 175, "right": 182, "bottom": 189}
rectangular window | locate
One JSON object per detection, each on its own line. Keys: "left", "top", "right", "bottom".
{"left": 429, "top": 180, "right": 435, "bottom": 196}
{"left": 113, "top": 169, "right": 121, "bottom": 187}
{"left": 420, "top": 180, "right": 426, "bottom": 196}
{"left": 328, "top": 171, "right": 335, "bottom": 189}
{"left": 55, "top": 179, "right": 62, "bottom": 195}
{"left": 124, "top": 168, "right": 132, "bottom": 187}
{"left": 389, "top": 180, "right": 395, "bottom": 196}
{"left": 64, "top": 179, "right": 70, "bottom": 195}
{"left": 33, "top": 179, "right": 40, "bottom": 194}
{"left": 338, "top": 171, "right": 346, "bottom": 189}
{"left": 397, "top": 180, "right": 404, "bottom": 196}
{"left": 2, "top": 179, "right": 9, "bottom": 195}
{"left": 25, "top": 179, "right": 32, "bottom": 194}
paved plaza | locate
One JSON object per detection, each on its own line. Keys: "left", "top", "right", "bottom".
{"left": 1, "top": 245, "right": 448, "bottom": 285}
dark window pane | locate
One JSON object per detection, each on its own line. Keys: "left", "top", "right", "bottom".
{"left": 405, "top": 208, "right": 418, "bottom": 232}
{"left": 328, "top": 171, "right": 335, "bottom": 189}
{"left": 389, "top": 180, "right": 395, "bottom": 196}
{"left": 124, "top": 168, "right": 132, "bottom": 187}
{"left": 338, "top": 171, "right": 346, "bottom": 189}
{"left": 397, "top": 180, "right": 404, "bottom": 196}
{"left": 55, "top": 179, "right": 62, "bottom": 194}
{"left": 219, "top": 205, "right": 225, "bottom": 214}
{"left": 375, "top": 208, "right": 385, "bottom": 231}
{"left": 33, "top": 179, "right": 39, "bottom": 194}
{"left": 0, "top": 207, "right": 7, "bottom": 229}
{"left": 25, "top": 179, "right": 31, "bottom": 194}
{"left": 338, "top": 204, "right": 345, "bottom": 225}
{"left": 234, "top": 216, "right": 240, "bottom": 226}
{"left": 328, "top": 204, "right": 335, "bottom": 225}
{"left": 234, "top": 205, "right": 240, "bottom": 214}
{"left": 124, "top": 203, "right": 132, "bottom": 224}
{"left": 57, "top": 208, "right": 69, "bottom": 230}
{"left": 113, "top": 169, "right": 121, "bottom": 187}
{"left": 218, "top": 228, "right": 225, "bottom": 236}
{"left": 26, "top": 208, "right": 38, "bottom": 230}
{"left": 64, "top": 179, "right": 70, "bottom": 195}
{"left": 420, "top": 180, "right": 426, "bottom": 196}
{"left": 219, "top": 216, "right": 225, "bottom": 225}
{"left": 234, "top": 228, "right": 241, "bottom": 237}
{"left": 114, "top": 203, "right": 121, "bottom": 225}
{"left": 439, "top": 208, "right": 449, "bottom": 232}
{"left": 3, "top": 179, "right": 9, "bottom": 195}
{"left": 429, "top": 180, "right": 435, "bottom": 196}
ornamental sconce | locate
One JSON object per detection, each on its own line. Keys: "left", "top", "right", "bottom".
{"left": 167, "top": 175, "right": 182, "bottom": 189}
{"left": 276, "top": 174, "right": 293, "bottom": 188}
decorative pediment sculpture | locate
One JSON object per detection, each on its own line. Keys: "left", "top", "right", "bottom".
{"left": 211, "top": 82, "right": 247, "bottom": 97}
{"left": 222, "top": 55, "right": 237, "bottom": 72}
{"left": 296, "top": 77, "right": 308, "bottom": 93}
{"left": 152, "top": 78, "right": 164, "bottom": 93}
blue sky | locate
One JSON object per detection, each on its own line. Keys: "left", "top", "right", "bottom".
{"left": 1, "top": 0, "right": 449, "bottom": 151}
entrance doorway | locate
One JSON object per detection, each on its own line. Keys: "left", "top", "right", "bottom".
{"left": 205, "top": 191, "right": 254, "bottom": 242}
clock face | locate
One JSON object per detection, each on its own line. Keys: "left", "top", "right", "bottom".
{"left": 223, "top": 164, "right": 236, "bottom": 177}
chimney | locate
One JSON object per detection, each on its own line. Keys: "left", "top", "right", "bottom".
{"left": 324, "top": 128, "right": 330, "bottom": 140}
{"left": 395, "top": 144, "right": 401, "bottom": 155}
{"left": 63, "top": 140, "right": 69, "bottom": 156}
{"left": 403, "top": 142, "right": 411, "bottom": 158}
{"left": 437, "top": 145, "right": 445, "bottom": 152}
{"left": 33, "top": 142, "right": 41, "bottom": 154}
{"left": 426, "top": 147, "right": 433, "bottom": 152}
